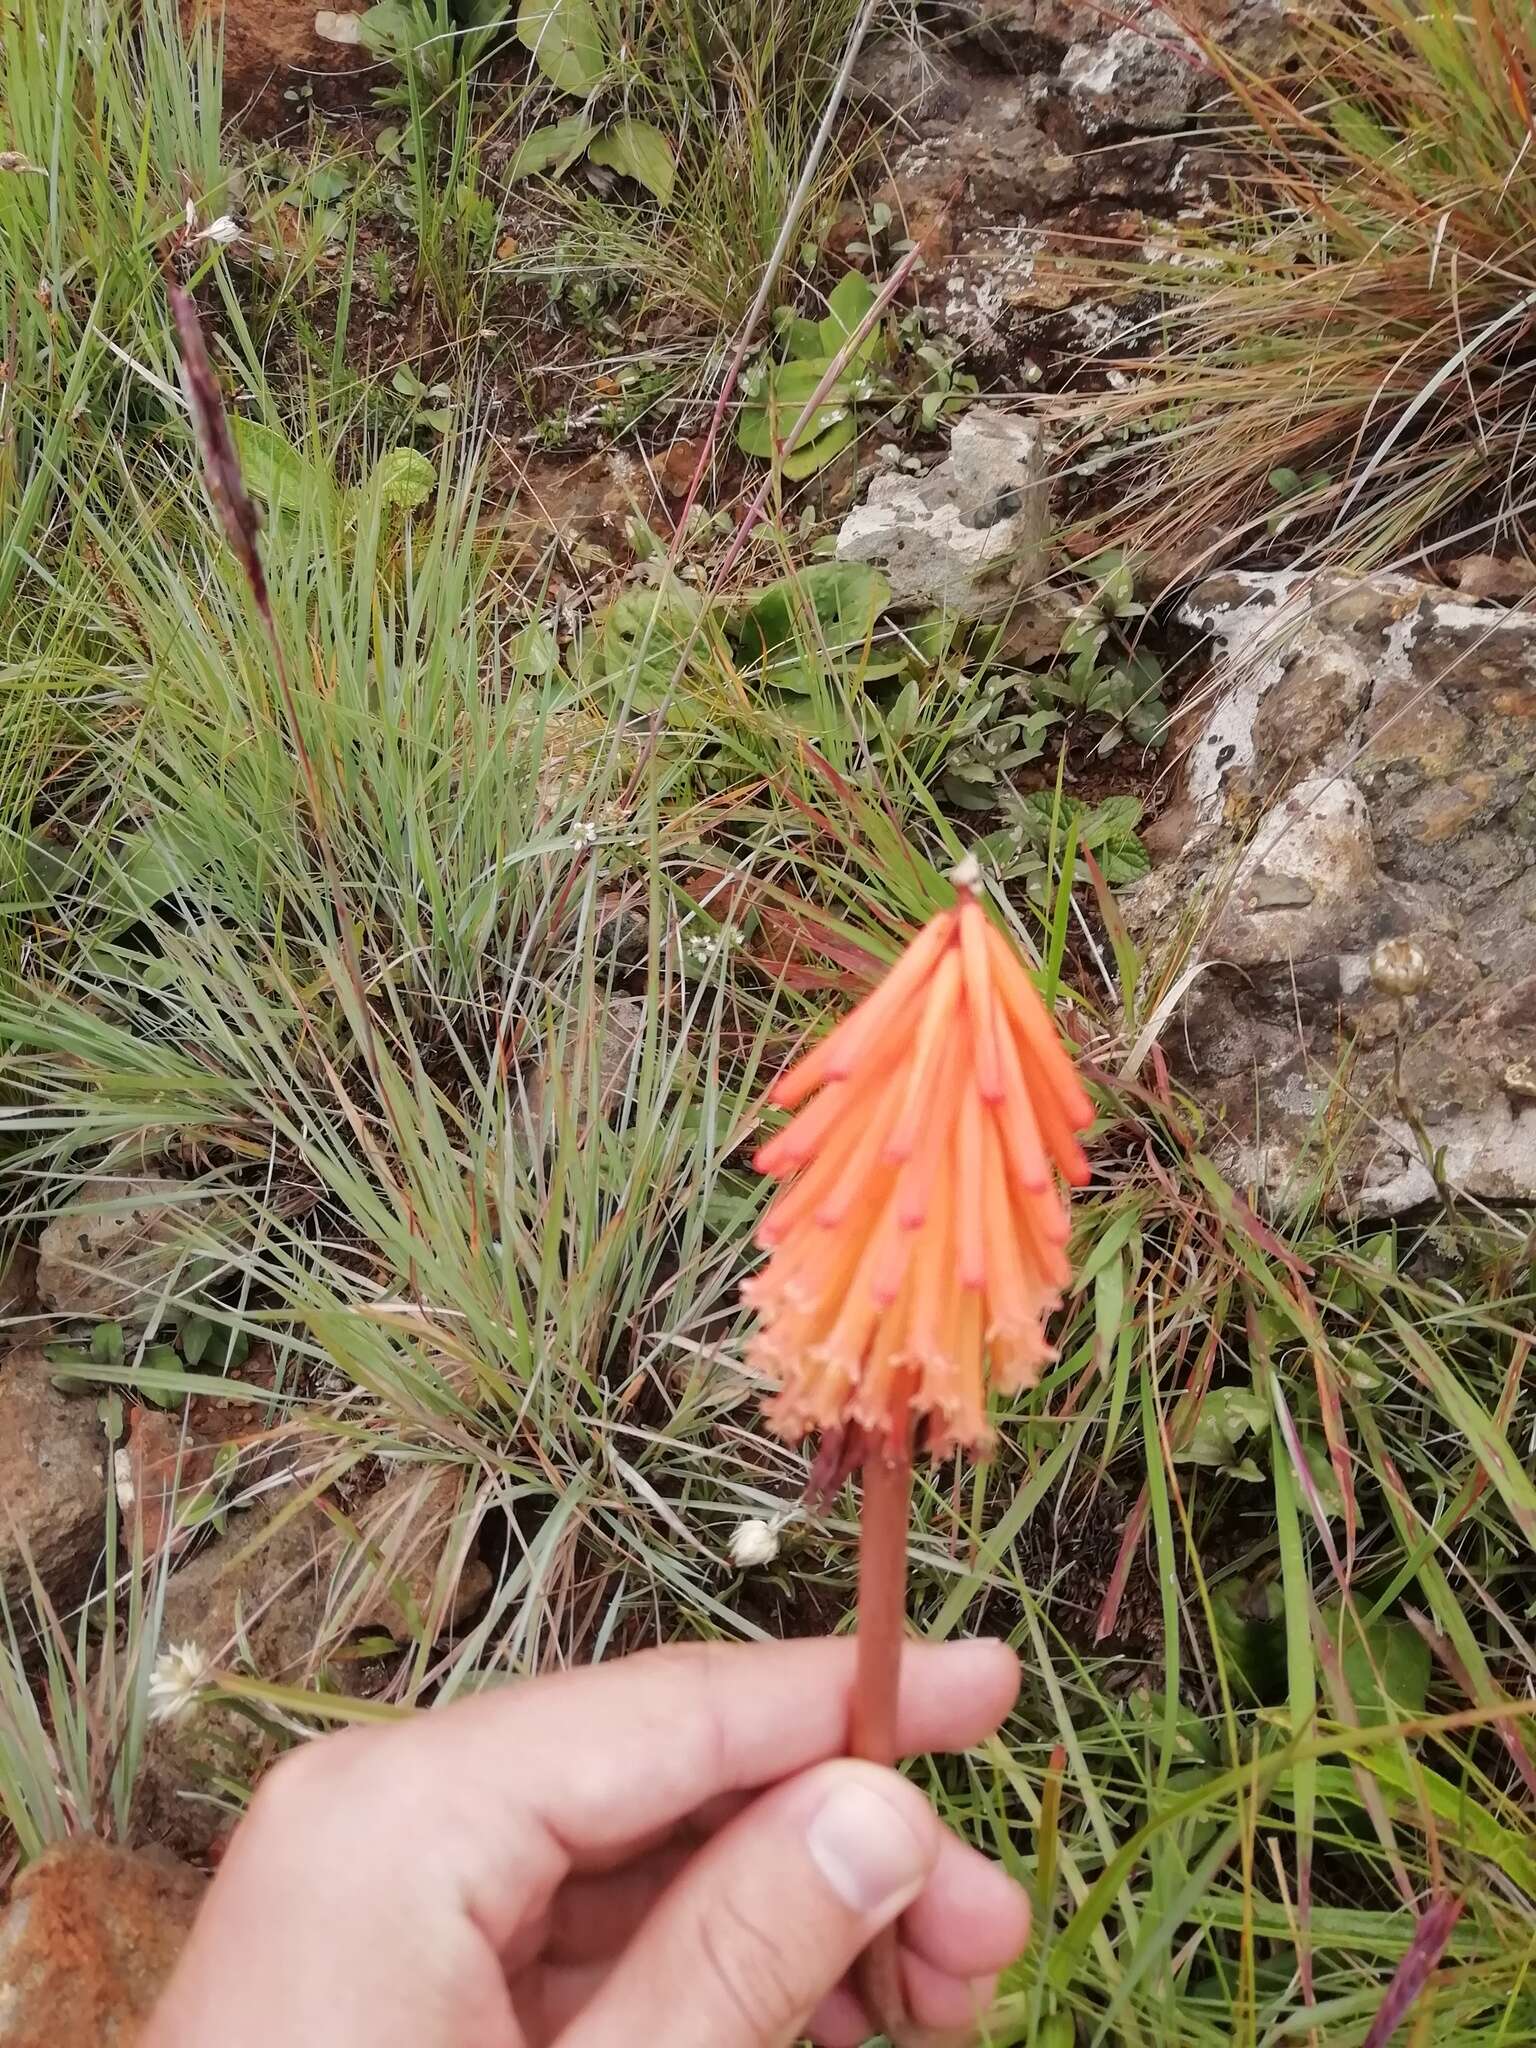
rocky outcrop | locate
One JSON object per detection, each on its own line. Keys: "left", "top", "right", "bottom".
{"left": 1130, "top": 570, "right": 1536, "bottom": 1213}
{"left": 0, "top": 1840, "right": 203, "bottom": 2046}
{"left": 835, "top": 406, "right": 1051, "bottom": 615}
{"left": 845, "top": 3, "right": 1295, "bottom": 360}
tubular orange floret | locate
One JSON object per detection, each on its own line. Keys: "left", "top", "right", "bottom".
{"left": 892, "top": 1029, "right": 967, "bottom": 1232}
{"left": 954, "top": 1085, "right": 987, "bottom": 1292}
{"left": 881, "top": 948, "right": 964, "bottom": 1163}
{"left": 984, "top": 922, "right": 1096, "bottom": 1131}
{"left": 959, "top": 900, "right": 1005, "bottom": 1105}
{"left": 744, "top": 878, "right": 1094, "bottom": 1455}
{"left": 768, "top": 910, "right": 959, "bottom": 1109}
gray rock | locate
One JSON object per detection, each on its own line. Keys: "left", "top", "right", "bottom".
{"left": 844, "top": 1, "right": 1298, "bottom": 361}
{"left": 835, "top": 406, "right": 1051, "bottom": 616}
{"left": 0, "top": 1347, "right": 109, "bottom": 1604}
{"left": 36, "top": 1175, "right": 221, "bottom": 1324}
{"left": 1131, "top": 569, "right": 1536, "bottom": 1214}
{"left": 849, "top": 35, "right": 975, "bottom": 130}
{"left": 1061, "top": 24, "right": 1198, "bottom": 133}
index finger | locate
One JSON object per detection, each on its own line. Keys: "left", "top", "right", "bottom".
{"left": 393, "top": 1638, "right": 1017, "bottom": 1928}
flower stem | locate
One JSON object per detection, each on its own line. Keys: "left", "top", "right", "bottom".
{"left": 852, "top": 1433, "right": 915, "bottom": 2043}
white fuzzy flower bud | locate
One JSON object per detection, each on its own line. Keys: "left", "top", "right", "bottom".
{"left": 1369, "top": 937, "right": 1429, "bottom": 998}
{"left": 729, "top": 1517, "right": 781, "bottom": 1569}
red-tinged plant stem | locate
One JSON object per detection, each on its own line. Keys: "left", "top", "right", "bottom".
{"left": 851, "top": 1431, "right": 915, "bottom": 2044}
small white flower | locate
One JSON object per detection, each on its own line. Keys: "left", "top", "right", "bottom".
{"left": 198, "top": 215, "right": 242, "bottom": 247}
{"left": 148, "top": 1640, "right": 213, "bottom": 1726}
{"left": 571, "top": 820, "right": 598, "bottom": 847}
{"left": 729, "top": 1517, "right": 781, "bottom": 1569}
{"left": 685, "top": 932, "right": 719, "bottom": 966}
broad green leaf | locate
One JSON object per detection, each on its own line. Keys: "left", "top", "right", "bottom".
{"left": 1300, "top": 1433, "right": 1345, "bottom": 1519}
{"left": 735, "top": 358, "right": 855, "bottom": 470}
{"left": 818, "top": 269, "right": 884, "bottom": 365}
{"left": 511, "top": 621, "right": 559, "bottom": 674}
{"left": 516, "top": 0, "right": 605, "bottom": 94}
{"left": 586, "top": 580, "right": 704, "bottom": 710}
{"left": 778, "top": 413, "right": 856, "bottom": 479}
{"left": 91, "top": 1322, "right": 125, "bottom": 1367}
{"left": 101, "top": 827, "right": 190, "bottom": 920}
{"left": 229, "top": 417, "right": 321, "bottom": 520}
{"left": 358, "top": 0, "right": 417, "bottom": 60}
{"left": 179, "top": 1314, "right": 214, "bottom": 1366}
{"left": 365, "top": 446, "right": 437, "bottom": 511}
{"left": 1098, "top": 830, "right": 1150, "bottom": 888}
{"left": 1175, "top": 1385, "right": 1270, "bottom": 1468}
{"left": 1082, "top": 793, "right": 1143, "bottom": 842}
{"left": 779, "top": 315, "right": 824, "bottom": 360}
{"left": 507, "top": 115, "right": 596, "bottom": 182}
{"left": 587, "top": 118, "right": 676, "bottom": 204}
{"left": 1318, "top": 1602, "right": 1430, "bottom": 1725}
{"left": 736, "top": 562, "right": 891, "bottom": 683}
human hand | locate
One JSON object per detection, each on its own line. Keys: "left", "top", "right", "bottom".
{"left": 145, "top": 1637, "right": 1028, "bottom": 2048}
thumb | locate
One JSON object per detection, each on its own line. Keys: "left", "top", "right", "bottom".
{"left": 556, "top": 1759, "right": 937, "bottom": 2048}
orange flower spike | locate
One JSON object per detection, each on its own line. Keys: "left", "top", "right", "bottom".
{"left": 746, "top": 859, "right": 1096, "bottom": 1457}
{"left": 745, "top": 861, "right": 1094, "bottom": 2048}
{"left": 983, "top": 919, "right": 1096, "bottom": 1134}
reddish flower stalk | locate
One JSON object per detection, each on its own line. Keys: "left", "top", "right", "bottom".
{"left": 746, "top": 860, "right": 1093, "bottom": 2042}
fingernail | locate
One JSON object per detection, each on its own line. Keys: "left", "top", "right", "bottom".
{"left": 806, "top": 1776, "right": 928, "bottom": 1915}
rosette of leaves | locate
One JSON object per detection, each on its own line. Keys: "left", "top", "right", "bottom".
{"left": 979, "top": 791, "right": 1150, "bottom": 898}
{"left": 229, "top": 420, "right": 438, "bottom": 530}
{"left": 937, "top": 686, "right": 1059, "bottom": 812}
{"left": 581, "top": 576, "right": 709, "bottom": 713}
{"left": 360, "top": 0, "right": 515, "bottom": 96}
{"left": 735, "top": 274, "right": 887, "bottom": 479}
{"left": 503, "top": 0, "right": 676, "bottom": 204}
{"left": 1038, "top": 549, "right": 1169, "bottom": 755}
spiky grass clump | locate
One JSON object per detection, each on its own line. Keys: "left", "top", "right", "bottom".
{"left": 1075, "top": 0, "right": 1536, "bottom": 571}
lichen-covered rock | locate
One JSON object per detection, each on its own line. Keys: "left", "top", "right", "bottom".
{"left": 847, "top": 4, "right": 1299, "bottom": 358}
{"left": 0, "top": 1348, "right": 109, "bottom": 1604}
{"left": 0, "top": 1840, "right": 203, "bottom": 2046}
{"left": 181, "top": 0, "right": 373, "bottom": 132}
{"left": 1131, "top": 570, "right": 1536, "bottom": 1213}
{"left": 35, "top": 1176, "right": 219, "bottom": 1324}
{"left": 835, "top": 406, "right": 1050, "bottom": 615}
